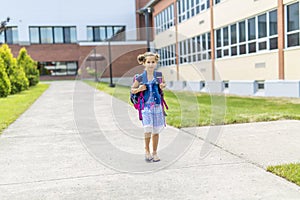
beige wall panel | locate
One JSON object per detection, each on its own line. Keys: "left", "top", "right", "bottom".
{"left": 214, "top": 0, "right": 277, "bottom": 28}
{"left": 158, "top": 66, "right": 178, "bottom": 81}
{"left": 154, "top": 11, "right": 211, "bottom": 48}
{"left": 158, "top": 62, "right": 212, "bottom": 81}
{"left": 284, "top": 48, "right": 300, "bottom": 79}
{"left": 283, "top": 0, "right": 298, "bottom": 5}
{"left": 177, "top": 11, "right": 211, "bottom": 40}
{"left": 215, "top": 52, "right": 278, "bottom": 80}
{"left": 154, "top": 27, "right": 177, "bottom": 48}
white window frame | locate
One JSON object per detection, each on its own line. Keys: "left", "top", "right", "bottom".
{"left": 285, "top": 1, "right": 300, "bottom": 48}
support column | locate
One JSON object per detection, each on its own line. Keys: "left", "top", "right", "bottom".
{"left": 174, "top": 0, "right": 179, "bottom": 81}
{"left": 144, "top": 7, "right": 152, "bottom": 52}
{"left": 210, "top": 0, "right": 215, "bottom": 80}
{"left": 278, "top": 0, "right": 285, "bottom": 80}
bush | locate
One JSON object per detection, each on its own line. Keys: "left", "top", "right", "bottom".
{"left": 17, "top": 48, "right": 39, "bottom": 87}
{"left": 8, "top": 58, "right": 29, "bottom": 94}
{"left": 0, "top": 44, "right": 28, "bottom": 94}
{"left": 0, "top": 57, "right": 11, "bottom": 97}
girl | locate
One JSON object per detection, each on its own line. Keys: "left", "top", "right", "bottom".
{"left": 131, "top": 52, "right": 166, "bottom": 162}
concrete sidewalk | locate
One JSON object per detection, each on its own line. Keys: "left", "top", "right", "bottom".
{"left": 0, "top": 81, "right": 300, "bottom": 200}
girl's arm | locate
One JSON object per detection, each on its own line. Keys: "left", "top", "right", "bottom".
{"left": 159, "top": 75, "right": 166, "bottom": 90}
{"left": 131, "top": 80, "right": 146, "bottom": 94}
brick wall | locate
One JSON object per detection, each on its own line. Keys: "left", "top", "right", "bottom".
{"left": 9, "top": 44, "right": 80, "bottom": 62}
{"left": 81, "top": 44, "right": 147, "bottom": 78}
{"left": 152, "top": 0, "right": 174, "bottom": 16}
{"left": 8, "top": 43, "right": 147, "bottom": 79}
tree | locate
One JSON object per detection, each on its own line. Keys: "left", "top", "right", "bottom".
{"left": 8, "top": 58, "right": 29, "bottom": 94}
{"left": 0, "top": 44, "right": 29, "bottom": 94}
{"left": 17, "top": 47, "right": 39, "bottom": 87}
{"left": 0, "top": 57, "right": 11, "bottom": 97}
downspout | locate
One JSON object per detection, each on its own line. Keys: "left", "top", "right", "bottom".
{"left": 210, "top": 0, "right": 215, "bottom": 80}
{"left": 278, "top": 0, "right": 285, "bottom": 79}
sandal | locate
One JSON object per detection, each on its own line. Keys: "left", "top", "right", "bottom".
{"left": 145, "top": 152, "right": 153, "bottom": 162}
{"left": 152, "top": 153, "right": 160, "bottom": 162}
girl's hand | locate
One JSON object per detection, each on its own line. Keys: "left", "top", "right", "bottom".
{"left": 138, "top": 84, "right": 147, "bottom": 92}
{"left": 159, "top": 83, "right": 166, "bottom": 90}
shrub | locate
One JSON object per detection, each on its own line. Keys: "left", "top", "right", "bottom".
{"left": 0, "top": 44, "right": 28, "bottom": 94}
{"left": 17, "top": 48, "right": 39, "bottom": 87}
{"left": 8, "top": 58, "right": 29, "bottom": 94}
{"left": 0, "top": 57, "right": 11, "bottom": 97}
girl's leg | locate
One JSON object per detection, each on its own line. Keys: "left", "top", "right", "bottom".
{"left": 144, "top": 132, "right": 152, "bottom": 153}
{"left": 152, "top": 133, "right": 160, "bottom": 162}
{"left": 152, "top": 133, "right": 159, "bottom": 154}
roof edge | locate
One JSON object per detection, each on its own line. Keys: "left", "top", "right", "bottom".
{"left": 137, "top": 0, "right": 160, "bottom": 13}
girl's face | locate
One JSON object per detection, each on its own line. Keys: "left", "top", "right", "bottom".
{"left": 144, "top": 56, "right": 157, "bottom": 70}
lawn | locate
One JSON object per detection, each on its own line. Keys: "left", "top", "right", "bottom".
{"left": 0, "top": 84, "right": 49, "bottom": 133}
{"left": 267, "top": 163, "right": 300, "bottom": 186}
{"left": 86, "top": 80, "right": 300, "bottom": 128}
{"left": 87, "top": 80, "right": 300, "bottom": 186}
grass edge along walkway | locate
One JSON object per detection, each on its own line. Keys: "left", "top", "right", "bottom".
{"left": 86, "top": 80, "right": 300, "bottom": 187}
{"left": 85, "top": 80, "right": 300, "bottom": 128}
{"left": 267, "top": 163, "right": 300, "bottom": 187}
{"left": 0, "top": 83, "right": 49, "bottom": 134}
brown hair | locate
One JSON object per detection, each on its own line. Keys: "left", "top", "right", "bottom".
{"left": 137, "top": 52, "right": 160, "bottom": 64}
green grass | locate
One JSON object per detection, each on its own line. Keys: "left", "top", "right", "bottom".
{"left": 88, "top": 80, "right": 300, "bottom": 185}
{"left": 267, "top": 163, "right": 300, "bottom": 186}
{"left": 85, "top": 80, "right": 300, "bottom": 128}
{"left": 0, "top": 84, "right": 49, "bottom": 133}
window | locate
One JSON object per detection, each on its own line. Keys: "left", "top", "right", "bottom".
{"left": 230, "top": 24, "right": 238, "bottom": 56}
{"left": 0, "top": 27, "right": 18, "bottom": 44}
{"left": 269, "top": 10, "right": 278, "bottom": 50}
{"left": 40, "top": 27, "right": 53, "bottom": 44}
{"left": 155, "top": 4, "right": 175, "bottom": 34}
{"left": 177, "top": 0, "right": 210, "bottom": 25}
{"left": 191, "top": 0, "right": 195, "bottom": 17}
{"left": 29, "top": 26, "right": 77, "bottom": 44}
{"left": 215, "top": 9, "right": 278, "bottom": 59}
{"left": 223, "top": 27, "right": 229, "bottom": 46}
{"left": 223, "top": 27, "right": 229, "bottom": 49}
{"left": 286, "top": 2, "right": 300, "bottom": 47}
{"left": 215, "top": 0, "right": 221, "bottom": 4}
{"left": 230, "top": 24, "right": 237, "bottom": 44}
{"left": 258, "top": 14, "right": 267, "bottom": 38}
{"left": 248, "top": 17, "right": 256, "bottom": 53}
{"left": 216, "top": 28, "right": 222, "bottom": 58}
{"left": 239, "top": 21, "right": 246, "bottom": 42}
{"left": 157, "top": 44, "right": 176, "bottom": 67}
{"left": 200, "top": 0, "right": 206, "bottom": 11}
{"left": 239, "top": 21, "right": 247, "bottom": 55}
{"left": 87, "top": 26, "right": 125, "bottom": 41}
{"left": 54, "top": 27, "right": 63, "bottom": 43}
{"left": 186, "top": 0, "right": 190, "bottom": 19}
{"left": 178, "top": 32, "right": 211, "bottom": 64}
{"left": 258, "top": 14, "right": 267, "bottom": 51}
{"left": 39, "top": 61, "right": 78, "bottom": 76}
{"left": 0, "top": 33, "right": 3, "bottom": 44}
{"left": 248, "top": 17, "right": 256, "bottom": 41}
{"left": 216, "top": 29, "right": 222, "bottom": 47}
{"left": 287, "top": 2, "right": 299, "bottom": 32}
{"left": 269, "top": 10, "right": 277, "bottom": 36}
{"left": 29, "top": 27, "right": 39, "bottom": 44}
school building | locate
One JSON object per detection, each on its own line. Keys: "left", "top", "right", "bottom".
{"left": 0, "top": 0, "right": 151, "bottom": 80}
{"left": 1, "top": 0, "right": 300, "bottom": 97}
{"left": 143, "top": 0, "right": 300, "bottom": 97}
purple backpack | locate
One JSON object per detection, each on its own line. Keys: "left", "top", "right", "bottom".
{"left": 129, "top": 72, "right": 168, "bottom": 120}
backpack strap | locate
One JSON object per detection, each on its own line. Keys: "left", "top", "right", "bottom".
{"left": 137, "top": 92, "right": 144, "bottom": 120}
{"left": 142, "top": 70, "right": 147, "bottom": 84}
{"left": 154, "top": 71, "right": 169, "bottom": 117}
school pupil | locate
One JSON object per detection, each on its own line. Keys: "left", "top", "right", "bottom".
{"left": 131, "top": 52, "right": 167, "bottom": 162}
